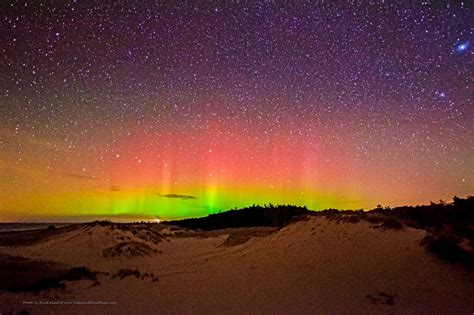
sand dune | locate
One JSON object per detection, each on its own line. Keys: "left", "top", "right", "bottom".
{"left": 0, "top": 216, "right": 473, "bottom": 314}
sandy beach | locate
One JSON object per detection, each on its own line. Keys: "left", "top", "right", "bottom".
{"left": 1, "top": 213, "right": 472, "bottom": 314}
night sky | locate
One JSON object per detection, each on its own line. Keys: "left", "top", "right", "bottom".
{"left": 0, "top": 1, "right": 473, "bottom": 221}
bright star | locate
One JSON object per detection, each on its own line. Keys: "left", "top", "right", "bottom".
{"left": 454, "top": 41, "right": 469, "bottom": 53}
{"left": 436, "top": 90, "right": 446, "bottom": 98}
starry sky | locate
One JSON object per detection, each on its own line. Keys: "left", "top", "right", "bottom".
{"left": 0, "top": 1, "right": 473, "bottom": 222}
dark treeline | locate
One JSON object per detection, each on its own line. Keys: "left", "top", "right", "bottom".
{"left": 370, "top": 196, "right": 474, "bottom": 237}
{"left": 165, "top": 204, "right": 312, "bottom": 230}
{"left": 165, "top": 196, "right": 473, "bottom": 233}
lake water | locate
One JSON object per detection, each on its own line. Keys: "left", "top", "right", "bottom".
{"left": 0, "top": 223, "right": 72, "bottom": 232}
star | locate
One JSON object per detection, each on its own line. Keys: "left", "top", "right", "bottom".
{"left": 454, "top": 41, "right": 470, "bottom": 54}
{"left": 436, "top": 90, "right": 446, "bottom": 98}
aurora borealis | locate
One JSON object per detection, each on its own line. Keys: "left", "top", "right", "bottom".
{"left": 0, "top": 1, "right": 473, "bottom": 222}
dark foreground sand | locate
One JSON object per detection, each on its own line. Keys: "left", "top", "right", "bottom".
{"left": 0, "top": 216, "right": 473, "bottom": 314}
